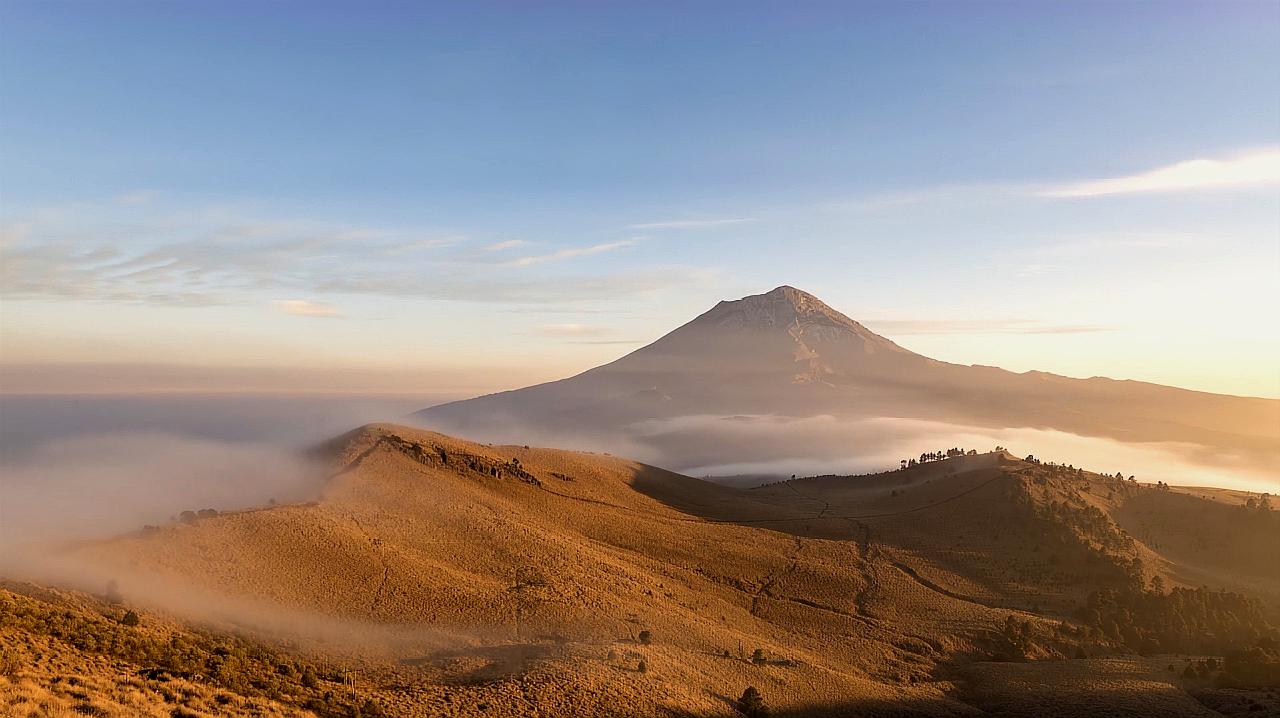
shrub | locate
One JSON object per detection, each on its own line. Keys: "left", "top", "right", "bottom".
{"left": 300, "top": 668, "right": 320, "bottom": 689}
{"left": 637, "top": 660, "right": 647, "bottom": 673}
{"left": 751, "top": 648, "right": 767, "bottom": 666}
{"left": 738, "top": 686, "right": 769, "bottom": 717}
{"left": 638, "top": 630, "right": 652, "bottom": 645}
{"left": 121, "top": 610, "right": 140, "bottom": 627}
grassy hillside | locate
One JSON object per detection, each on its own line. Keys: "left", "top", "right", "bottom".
{"left": 6, "top": 424, "right": 1277, "bottom": 717}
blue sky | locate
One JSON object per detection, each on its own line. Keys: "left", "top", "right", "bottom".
{"left": 2, "top": 1, "right": 1278, "bottom": 396}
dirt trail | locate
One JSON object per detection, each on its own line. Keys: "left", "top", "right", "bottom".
{"left": 750, "top": 536, "right": 804, "bottom": 617}
{"left": 889, "top": 561, "right": 1005, "bottom": 611}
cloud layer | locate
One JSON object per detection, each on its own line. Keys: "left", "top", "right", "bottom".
{"left": 0, "top": 433, "right": 324, "bottom": 550}
{"left": 0, "top": 214, "right": 704, "bottom": 307}
{"left": 626, "top": 414, "right": 1280, "bottom": 494}
{"left": 1041, "top": 147, "right": 1280, "bottom": 197}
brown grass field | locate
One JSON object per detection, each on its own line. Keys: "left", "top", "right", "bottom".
{"left": 2, "top": 424, "right": 1277, "bottom": 717}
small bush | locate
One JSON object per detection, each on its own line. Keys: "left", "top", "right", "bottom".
{"left": 637, "top": 660, "right": 648, "bottom": 673}
{"left": 751, "top": 648, "right": 767, "bottom": 666}
{"left": 300, "top": 668, "right": 320, "bottom": 689}
{"left": 638, "top": 630, "right": 652, "bottom": 645}
{"left": 121, "top": 610, "right": 141, "bottom": 627}
{"left": 738, "top": 686, "right": 769, "bottom": 717}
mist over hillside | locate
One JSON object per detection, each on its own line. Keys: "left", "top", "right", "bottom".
{"left": 2, "top": 3, "right": 1277, "bottom": 714}
{"left": 0, "top": 394, "right": 450, "bottom": 550}
{"left": 6, "top": 423, "right": 1274, "bottom": 717}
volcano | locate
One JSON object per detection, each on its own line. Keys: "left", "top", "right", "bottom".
{"left": 415, "top": 286, "right": 1279, "bottom": 475}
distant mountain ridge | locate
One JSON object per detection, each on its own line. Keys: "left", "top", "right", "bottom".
{"left": 415, "top": 286, "right": 1280, "bottom": 475}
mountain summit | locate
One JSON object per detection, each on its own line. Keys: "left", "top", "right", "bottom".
{"left": 702, "top": 285, "right": 857, "bottom": 330}
{"left": 694, "top": 285, "right": 912, "bottom": 356}
{"left": 415, "top": 287, "right": 1279, "bottom": 474}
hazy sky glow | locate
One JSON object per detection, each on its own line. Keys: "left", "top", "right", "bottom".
{"left": 2, "top": 1, "right": 1278, "bottom": 397}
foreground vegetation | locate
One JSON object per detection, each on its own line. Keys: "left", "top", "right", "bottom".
{"left": 0, "top": 581, "right": 382, "bottom": 717}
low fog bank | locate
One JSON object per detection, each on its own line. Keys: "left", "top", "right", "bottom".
{"left": 416, "top": 411, "right": 1278, "bottom": 494}
{"left": 0, "top": 393, "right": 458, "bottom": 461}
{"left": 0, "top": 432, "right": 326, "bottom": 551}
{"left": 630, "top": 415, "right": 1280, "bottom": 494}
{"left": 0, "top": 393, "right": 454, "bottom": 554}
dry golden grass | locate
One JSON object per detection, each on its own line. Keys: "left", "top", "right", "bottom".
{"left": 6, "top": 424, "right": 1274, "bottom": 717}
{"left": 959, "top": 657, "right": 1220, "bottom": 717}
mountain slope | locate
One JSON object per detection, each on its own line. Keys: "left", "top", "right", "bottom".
{"left": 415, "top": 286, "right": 1280, "bottom": 475}
{"left": 33, "top": 424, "right": 1278, "bottom": 717}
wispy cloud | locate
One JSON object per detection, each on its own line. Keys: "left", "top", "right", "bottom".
{"left": 483, "top": 239, "right": 528, "bottom": 252}
{"left": 508, "top": 240, "right": 636, "bottom": 267}
{"left": 867, "top": 319, "right": 1115, "bottom": 336}
{"left": 625, "top": 218, "right": 755, "bottom": 230}
{"left": 382, "top": 235, "right": 465, "bottom": 255}
{"left": 1039, "top": 148, "right": 1280, "bottom": 198}
{"left": 0, "top": 208, "right": 717, "bottom": 307}
{"left": 534, "top": 323, "right": 610, "bottom": 337}
{"left": 318, "top": 267, "right": 715, "bottom": 304}
{"left": 274, "top": 299, "right": 341, "bottom": 318}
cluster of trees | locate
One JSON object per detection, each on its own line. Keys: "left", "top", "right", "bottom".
{"left": 992, "top": 615, "right": 1037, "bottom": 661}
{"left": 1075, "top": 585, "right": 1275, "bottom": 656}
{"left": 178, "top": 508, "right": 219, "bottom": 523}
{"left": 1036, "top": 498, "right": 1137, "bottom": 557}
{"left": 900, "top": 447, "right": 978, "bottom": 468}
{"left": 1005, "top": 475, "right": 1143, "bottom": 589}
{"left": 1244, "top": 494, "right": 1274, "bottom": 512}
{"left": 1221, "top": 640, "right": 1280, "bottom": 687}
{"left": 1182, "top": 639, "right": 1280, "bottom": 688}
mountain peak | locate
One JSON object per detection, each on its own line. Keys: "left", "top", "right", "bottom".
{"left": 758, "top": 285, "right": 832, "bottom": 311}
{"left": 704, "top": 285, "right": 861, "bottom": 332}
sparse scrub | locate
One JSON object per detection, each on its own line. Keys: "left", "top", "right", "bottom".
{"left": 0, "top": 583, "right": 366, "bottom": 716}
